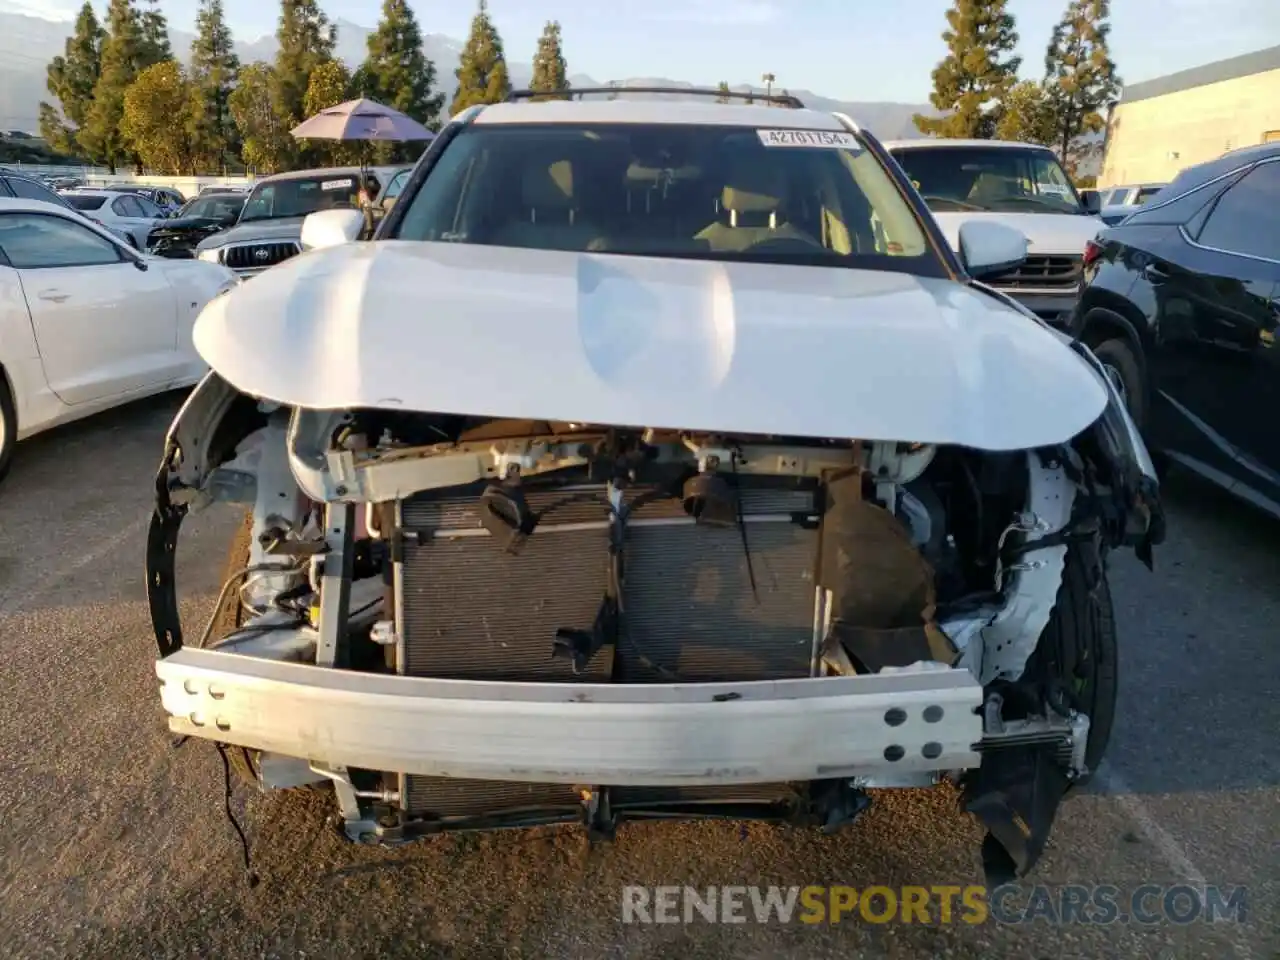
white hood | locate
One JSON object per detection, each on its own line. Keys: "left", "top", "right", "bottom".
{"left": 193, "top": 241, "right": 1108, "bottom": 451}
{"left": 930, "top": 211, "right": 1103, "bottom": 257}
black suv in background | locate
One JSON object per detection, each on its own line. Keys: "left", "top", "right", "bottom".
{"left": 1073, "top": 142, "right": 1280, "bottom": 516}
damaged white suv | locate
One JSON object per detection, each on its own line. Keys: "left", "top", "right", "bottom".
{"left": 147, "top": 89, "right": 1164, "bottom": 885}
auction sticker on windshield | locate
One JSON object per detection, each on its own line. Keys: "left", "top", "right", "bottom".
{"left": 757, "top": 129, "right": 860, "bottom": 150}
{"left": 321, "top": 178, "right": 354, "bottom": 191}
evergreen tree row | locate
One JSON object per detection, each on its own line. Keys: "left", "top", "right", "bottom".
{"left": 38, "top": 0, "right": 571, "bottom": 174}
{"left": 913, "top": 0, "right": 1120, "bottom": 174}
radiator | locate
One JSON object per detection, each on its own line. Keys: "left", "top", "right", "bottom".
{"left": 395, "top": 480, "right": 819, "bottom": 818}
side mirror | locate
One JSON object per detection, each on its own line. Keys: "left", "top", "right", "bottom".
{"left": 957, "top": 220, "right": 1029, "bottom": 280}
{"left": 1080, "top": 190, "right": 1102, "bottom": 215}
{"left": 300, "top": 208, "right": 364, "bottom": 250}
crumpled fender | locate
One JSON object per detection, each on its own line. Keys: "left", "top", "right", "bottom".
{"left": 146, "top": 372, "right": 267, "bottom": 657}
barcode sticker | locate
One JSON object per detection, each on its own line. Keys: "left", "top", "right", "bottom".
{"left": 757, "top": 129, "right": 860, "bottom": 150}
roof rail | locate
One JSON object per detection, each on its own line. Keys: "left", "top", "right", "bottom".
{"left": 505, "top": 86, "right": 806, "bottom": 109}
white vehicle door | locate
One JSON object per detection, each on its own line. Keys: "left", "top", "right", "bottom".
{"left": 0, "top": 210, "right": 179, "bottom": 405}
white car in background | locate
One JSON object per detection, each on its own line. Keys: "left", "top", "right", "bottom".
{"left": 0, "top": 197, "right": 238, "bottom": 482}
{"left": 60, "top": 188, "right": 167, "bottom": 249}
{"left": 884, "top": 139, "right": 1105, "bottom": 328}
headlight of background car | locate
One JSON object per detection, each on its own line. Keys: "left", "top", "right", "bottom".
{"left": 197, "top": 248, "right": 223, "bottom": 264}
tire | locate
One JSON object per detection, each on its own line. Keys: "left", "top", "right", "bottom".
{"left": 214, "top": 509, "right": 260, "bottom": 784}
{"left": 1031, "top": 542, "right": 1118, "bottom": 785}
{"left": 1090, "top": 336, "right": 1146, "bottom": 429}
{"left": 0, "top": 373, "right": 15, "bottom": 485}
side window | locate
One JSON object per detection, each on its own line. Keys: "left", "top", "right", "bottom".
{"left": 0, "top": 213, "right": 123, "bottom": 268}
{"left": 8, "top": 177, "right": 63, "bottom": 206}
{"left": 1195, "top": 163, "right": 1280, "bottom": 261}
{"left": 111, "top": 196, "right": 133, "bottom": 216}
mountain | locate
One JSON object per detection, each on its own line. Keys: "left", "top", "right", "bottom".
{"left": 0, "top": 9, "right": 937, "bottom": 139}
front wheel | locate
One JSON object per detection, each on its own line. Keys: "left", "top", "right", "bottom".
{"left": 1090, "top": 335, "right": 1146, "bottom": 429}
{"left": 1030, "top": 541, "right": 1118, "bottom": 784}
{"left": 0, "top": 374, "right": 16, "bottom": 484}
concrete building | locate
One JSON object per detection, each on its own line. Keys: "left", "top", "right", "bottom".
{"left": 1099, "top": 45, "right": 1280, "bottom": 187}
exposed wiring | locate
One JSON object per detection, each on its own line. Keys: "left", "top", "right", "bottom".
{"left": 197, "top": 561, "right": 306, "bottom": 648}
{"left": 215, "top": 743, "right": 259, "bottom": 888}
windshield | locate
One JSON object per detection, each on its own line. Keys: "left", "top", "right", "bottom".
{"left": 239, "top": 173, "right": 366, "bottom": 223}
{"left": 890, "top": 146, "right": 1084, "bottom": 215}
{"left": 65, "top": 194, "right": 107, "bottom": 211}
{"left": 180, "top": 195, "right": 246, "bottom": 220}
{"left": 392, "top": 123, "right": 936, "bottom": 272}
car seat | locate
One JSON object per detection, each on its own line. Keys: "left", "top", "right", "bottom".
{"left": 490, "top": 159, "right": 605, "bottom": 251}
{"left": 694, "top": 157, "right": 819, "bottom": 252}
{"left": 966, "top": 171, "right": 1021, "bottom": 207}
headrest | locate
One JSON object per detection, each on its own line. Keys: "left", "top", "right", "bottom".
{"left": 721, "top": 160, "right": 787, "bottom": 214}
{"left": 523, "top": 160, "right": 576, "bottom": 209}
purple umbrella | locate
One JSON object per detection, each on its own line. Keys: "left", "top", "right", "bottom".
{"left": 291, "top": 98, "right": 436, "bottom": 142}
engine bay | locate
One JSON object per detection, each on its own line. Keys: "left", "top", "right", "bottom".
{"left": 147, "top": 372, "right": 1164, "bottom": 883}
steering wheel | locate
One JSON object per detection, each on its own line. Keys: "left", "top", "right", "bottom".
{"left": 742, "top": 234, "right": 826, "bottom": 254}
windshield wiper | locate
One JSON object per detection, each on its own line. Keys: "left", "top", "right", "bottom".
{"left": 985, "top": 196, "right": 1074, "bottom": 213}
{"left": 921, "top": 195, "right": 988, "bottom": 212}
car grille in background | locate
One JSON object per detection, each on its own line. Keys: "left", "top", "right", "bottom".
{"left": 395, "top": 482, "right": 819, "bottom": 818}
{"left": 222, "top": 241, "right": 300, "bottom": 271}
{"left": 987, "top": 254, "right": 1083, "bottom": 290}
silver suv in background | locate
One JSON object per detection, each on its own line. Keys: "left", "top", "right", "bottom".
{"left": 885, "top": 139, "right": 1105, "bottom": 327}
{"left": 196, "top": 166, "right": 400, "bottom": 278}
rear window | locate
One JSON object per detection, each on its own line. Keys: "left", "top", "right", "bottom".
{"left": 66, "top": 195, "right": 107, "bottom": 211}
{"left": 890, "top": 145, "right": 1084, "bottom": 215}
{"left": 391, "top": 122, "right": 935, "bottom": 273}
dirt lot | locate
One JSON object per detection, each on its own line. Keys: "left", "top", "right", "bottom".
{"left": 0, "top": 393, "right": 1276, "bottom": 959}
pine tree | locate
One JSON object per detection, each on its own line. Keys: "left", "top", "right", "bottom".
{"left": 138, "top": 0, "right": 171, "bottom": 62}
{"left": 715, "top": 81, "right": 731, "bottom": 104}
{"left": 528, "top": 20, "right": 568, "bottom": 100}
{"left": 188, "top": 0, "right": 240, "bottom": 171}
{"left": 82, "top": 0, "right": 170, "bottom": 172}
{"left": 914, "top": 0, "right": 1021, "bottom": 139}
{"left": 451, "top": 0, "right": 511, "bottom": 115}
{"left": 1044, "top": 0, "right": 1120, "bottom": 170}
{"left": 271, "top": 0, "right": 336, "bottom": 167}
{"left": 355, "top": 0, "right": 443, "bottom": 160}
{"left": 38, "top": 2, "right": 105, "bottom": 158}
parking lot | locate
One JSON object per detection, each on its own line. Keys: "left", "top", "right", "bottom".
{"left": 0, "top": 391, "right": 1274, "bottom": 958}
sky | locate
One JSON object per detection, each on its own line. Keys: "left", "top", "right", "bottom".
{"left": 5, "top": 0, "right": 1280, "bottom": 103}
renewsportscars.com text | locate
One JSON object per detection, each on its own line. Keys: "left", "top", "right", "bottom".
{"left": 620, "top": 884, "right": 1248, "bottom": 926}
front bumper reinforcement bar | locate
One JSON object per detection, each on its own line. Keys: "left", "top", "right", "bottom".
{"left": 158, "top": 649, "right": 983, "bottom": 786}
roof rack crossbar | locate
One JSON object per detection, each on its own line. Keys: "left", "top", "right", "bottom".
{"left": 505, "top": 86, "right": 806, "bottom": 109}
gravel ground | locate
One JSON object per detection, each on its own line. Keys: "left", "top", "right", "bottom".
{"left": 0, "top": 392, "right": 1276, "bottom": 959}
